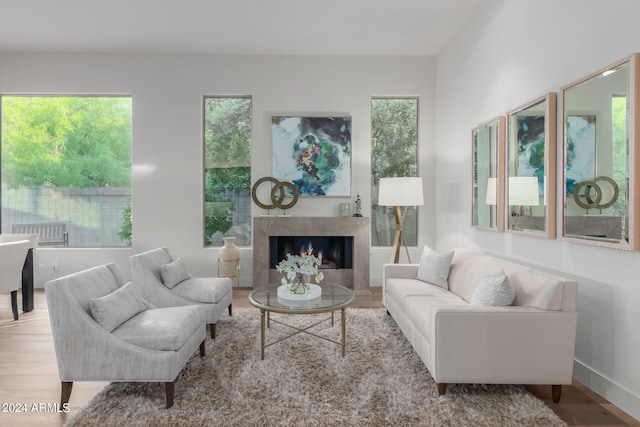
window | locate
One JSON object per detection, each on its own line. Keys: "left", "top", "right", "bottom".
{"left": 371, "top": 97, "right": 419, "bottom": 246}
{"left": 203, "top": 96, "right": 252, "bottom": 247}
{"left": 1, "top": 96, "right": 132, "bottom": 247}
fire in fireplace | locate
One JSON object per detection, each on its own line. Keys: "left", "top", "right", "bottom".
{"left": 269, "top": 236, "right": 353, "bottom": 269}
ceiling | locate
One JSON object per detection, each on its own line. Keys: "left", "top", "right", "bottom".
{"left": 0, "top": 0, "right": 481, "bottom": 55}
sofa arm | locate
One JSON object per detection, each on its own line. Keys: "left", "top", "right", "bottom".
{"left": 383, "top": 263, "right": 419, "bottom": 280}
{"left": 430, "top": 305, "right": 578, "bottom": 386}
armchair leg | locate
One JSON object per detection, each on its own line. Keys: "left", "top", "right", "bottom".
{"left": 210, "top": 323, "right": 216, "bottom": 339}
{"left": 199, "top": 340, "right": 206, "bottom": 357}
{"left": 61, "top": 381, "right": 73, "bottom": 407}
{"left": 437, "top": 383, "right": 447, "bottom": 396}
{"left": 165, "top": 382, "right": 175, "bottom": 408}
{"left": 228, "top": 303, "right": 232, "bottom": 316}
{"left": 552, "top": 385, "right": 562, "bottom": 403}
{"left": 10, "top": 290, "right": 19, "bottom": 320}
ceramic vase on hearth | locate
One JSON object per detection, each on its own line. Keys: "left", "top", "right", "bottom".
{"left": 219, "top": 237, "right": 240, "bottom": 278}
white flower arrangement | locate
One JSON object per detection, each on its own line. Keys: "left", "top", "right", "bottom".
{"left": 276, "top": 253, "right": 324, "bottom": 286}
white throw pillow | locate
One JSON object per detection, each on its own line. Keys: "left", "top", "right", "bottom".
{"left": 416, "top": 246, "right": 455, "bottom": 289}
{"left": 470, "top": 270, "right": 516, "bottom": 306}
{"left": 90, "top": 282, "right": 146, "bottom": 332}
{"left": 160, "top": 257, "right": 189, "bottom": 289}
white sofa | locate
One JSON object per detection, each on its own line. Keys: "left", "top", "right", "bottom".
{"left": 383, "top": 248, "right": 578, "bottom": 403}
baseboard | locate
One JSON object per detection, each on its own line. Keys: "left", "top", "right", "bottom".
{"left": 574, "top": 358, "right": 640, "bottom": 420}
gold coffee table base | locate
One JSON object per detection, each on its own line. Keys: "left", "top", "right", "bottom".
{"left": 248, "top": 283, "right": 354, "bottom": 361}
{"left": 259, "top": 307, "right": 347, "bottom": 360}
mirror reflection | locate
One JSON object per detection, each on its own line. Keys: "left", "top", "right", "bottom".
{"left": 472, "top": 117, "right": 504, "bottom": 231}
{"left": 506, "top": 93, "right": 556, "bottom": 238}
{"left": 562, "top": 54, "right": 636, "bottom": 249}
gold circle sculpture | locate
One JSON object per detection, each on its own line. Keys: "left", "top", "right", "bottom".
{"left": 573, "top": 176, "right": 619, "bottom": 210}
{"left": 271, "top": 181, "right": 299, "bottom": 210}
{"left": 251, "top": 177, "right": 299, "bottom": 211}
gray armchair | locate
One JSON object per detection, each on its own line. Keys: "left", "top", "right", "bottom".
{"left": 0, "top": 240, "right": 31, "bottom": 320}
{"left": 130, "top": 247, "right": 233, "bottom": 339}
{"left": 44, "top": 263, "right": 207, "bottom": 408}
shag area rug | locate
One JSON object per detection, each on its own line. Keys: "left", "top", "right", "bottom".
{"left": 66, "top": 308, "right": 566, "bottom": 427}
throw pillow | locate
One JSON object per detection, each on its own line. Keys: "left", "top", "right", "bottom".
{"left": 160, "top": 257, "right": 189, "bottom": 289}
{"left": 470, "top": 270, "right": 516, "bottom": 306}
{"left": 416, "top": 246, "right": 455, "bottom": 289}
{"left": 90, "top": 281, "right": 146, "bottom": 332}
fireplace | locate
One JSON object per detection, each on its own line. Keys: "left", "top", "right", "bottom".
{"left": 269, "top": 236, "right": 354, "bottom": 269}
{"left": 253, "top": 217, "right": 370, "bottom": 291}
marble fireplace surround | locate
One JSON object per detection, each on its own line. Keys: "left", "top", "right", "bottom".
{"left": 252, "top": 216, "right": 370, "bottom": 292}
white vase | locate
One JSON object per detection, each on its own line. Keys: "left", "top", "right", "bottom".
{"left": 219, "top": 237, "right": 240, "bottom": 278}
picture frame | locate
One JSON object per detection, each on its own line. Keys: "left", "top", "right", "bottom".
{"left": 272, "top": 116, "right": 352, "bottom": 197}
{"left": 340, "top": 203, "right": 350, "bottom": 216}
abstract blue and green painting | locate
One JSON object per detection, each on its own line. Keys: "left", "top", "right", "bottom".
{"left": 272, "top": 116, "right": 351, "bottom": 196}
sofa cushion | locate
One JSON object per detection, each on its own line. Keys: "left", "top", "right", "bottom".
{"left": 470, "top": 270, "right": 515, "bottom": 306}
{"left": 449, "top": 248, "right": 574, "bottom": 310}
{"left": 404, "top": 295, "right": 468, "bottom": 340}
{"left": 113, "top": 305, "right": 204, "bottom": 351}
{"left": 385, "top": 278, "right": 460, "bottom": 308}
{"left": 89, "top": 281, "right": 147, "bottom": 332}
{"left": 416, "top": 246, "right": 454, "bottom": 289}
{"left": 171, "top": 277, "right": 232, "bottom": 303}
{"left": 160, "top": 257, "right": 189, "bottom": 289}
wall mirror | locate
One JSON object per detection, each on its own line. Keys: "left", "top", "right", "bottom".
{"left": 506, "top": 93, "right": 557, "bottom": 238}
{"left": 471, "top": 116, "right": 505, "bottom": 231}
{"left": 561, "top": 53, "right": 639, "bottom": 250}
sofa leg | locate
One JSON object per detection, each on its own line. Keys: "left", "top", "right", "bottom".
{"left": 11, "top": 291, "right": 19, "bottom": 320}
{"left": 228, "top": 303, "right": 232, "bottom": 316}
{"left": 552, "top": 385, "right": 562, "bottom": 403}
{"left": 199, "top": 340, "right": 206, "bottom": 357}
{"left": 210, "top": 323, "right": 216, "bottom": 339}
{"left": 61, "top": 381, "right": 73, "bottom": 407}
{"left": 165, "top": 382, "right": 175, "bottom": 408}
{"left": 437, "top": 383, "right": 447, "bottom": 396}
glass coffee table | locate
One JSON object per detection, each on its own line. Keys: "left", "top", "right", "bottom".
{"left": 248, "top": 283, "right": 354, "bottom": 360}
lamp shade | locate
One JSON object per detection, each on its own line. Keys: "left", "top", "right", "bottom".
{"left": 509, "top": 176, "right": 540, "bottom": 206}
{"left": 378, "top": 177, "right": 424, "bottom": 206}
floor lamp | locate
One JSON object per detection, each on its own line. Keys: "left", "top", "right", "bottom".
{"left": 378, "top": 177, "right": 424, "bottom": 263}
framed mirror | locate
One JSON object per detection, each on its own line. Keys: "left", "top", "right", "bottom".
{"left": 471, "top": 116, "right": 505, "bottom": 231}
{"left": 506, "top": 93, "right": 557, "bottom": 238}
{"left": 561, "top": 53, "right": 639, "bottom": 250}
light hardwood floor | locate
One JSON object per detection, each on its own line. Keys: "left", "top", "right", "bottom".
{"left": 0, "top": 288, "right": 637, "bottom": 427}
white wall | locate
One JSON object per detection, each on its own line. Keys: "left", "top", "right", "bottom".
{"left": 436, "top": 0, "right": 640, "bottom": 418}
{"left": 0, "top": 53, "right": 435, "bottom": 287}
